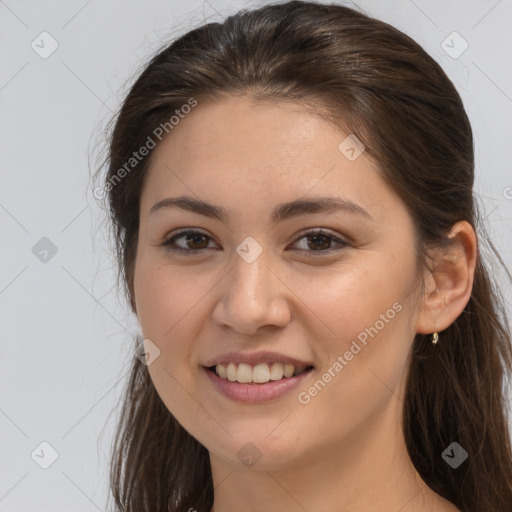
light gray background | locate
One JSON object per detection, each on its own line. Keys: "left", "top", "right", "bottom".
{"left": 1, "top": 0, "right": 511, "bottom": 510}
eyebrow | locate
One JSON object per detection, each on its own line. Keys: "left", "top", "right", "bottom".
{"left": 149, "top": 195, "right": 374, "bottom": 223}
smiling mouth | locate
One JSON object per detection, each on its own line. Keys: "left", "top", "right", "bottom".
{"left": 205, "top": 362, "right": 314, "bottom": 384}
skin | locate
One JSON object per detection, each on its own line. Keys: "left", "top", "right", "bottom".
{"left": 133, "top": 95, "right": 476, "bottom": 511}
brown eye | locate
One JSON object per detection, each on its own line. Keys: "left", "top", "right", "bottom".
{"left": 291, "top": 230, "right": 348, "bottom": 254}
{"left": 305, "top": 233, "right": 332, "bottom": 250}
{"left": 183, "top": 233, "right": 209, "bottom": 249}
{"left": 160, "top": 228, "right": 348, "bottom": 256}
{"left": 161, "top": 230, "right": 216, "bottom": 254}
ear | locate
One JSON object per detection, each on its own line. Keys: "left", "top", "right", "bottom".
{"left": 415, "top": 221, "right": 477, "bottom": 336}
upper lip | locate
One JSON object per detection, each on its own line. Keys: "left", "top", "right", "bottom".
{"left": 203, "top": 351, "right": 314, "bottom": 368}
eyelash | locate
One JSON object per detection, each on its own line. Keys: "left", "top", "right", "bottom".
{"left": 160, "top": 229, "right": 349, "bottom": 256}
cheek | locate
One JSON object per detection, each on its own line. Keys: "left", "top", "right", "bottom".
{"left": 293, "top": 257, "right": 406, "bottom": 349}
{"left": 134, "top": 258, "right": 207, "bottom": 341}
{"left": 134, "top": 260, "right": 218, "bottom": 438}
{"left": 291, "top": 255, "right": 414, "bottom": 408}
{"left": 133, "top": 260, "right": 201, "bottom": 389}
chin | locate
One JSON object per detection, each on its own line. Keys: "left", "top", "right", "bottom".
{"left": 207, "top": 426, "right": 307, "bottom": 471}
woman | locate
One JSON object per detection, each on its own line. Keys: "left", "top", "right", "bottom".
{"left": 95, "top": 1, "right": 512, "bottom": 510}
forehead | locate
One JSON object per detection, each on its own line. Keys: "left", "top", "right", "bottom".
{"left": 153, "top": 96, "right": 345, "bottom": 161}
{"left": 140, "top": 96, "right": 398, "bottom": 222}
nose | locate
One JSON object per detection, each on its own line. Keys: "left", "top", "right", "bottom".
{"left": 211, "top": 251, "right": 292, "bottom": 335}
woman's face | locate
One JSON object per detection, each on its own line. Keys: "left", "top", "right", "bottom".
{"left": 133, "top": 95, "right": 423, "bottom": 470}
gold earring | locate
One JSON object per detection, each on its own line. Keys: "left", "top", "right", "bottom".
{"left": 431, "top": 332, "right": 439, "bottom": 345}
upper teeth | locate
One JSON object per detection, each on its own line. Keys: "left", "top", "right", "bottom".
{"left": 215, "top": 362, "right": 308, "bottom": 383}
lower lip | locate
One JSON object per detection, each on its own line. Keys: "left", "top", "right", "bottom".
{"left": 203, "top": 366, "right": 313, "bottom": 403}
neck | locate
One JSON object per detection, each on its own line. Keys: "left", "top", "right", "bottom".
{"left": 209, "top": 395, "right": 457, "bottom": 512}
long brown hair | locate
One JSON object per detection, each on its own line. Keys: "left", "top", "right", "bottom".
{"left": 93, "top": 1, "right": 512, "bottom": 510}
